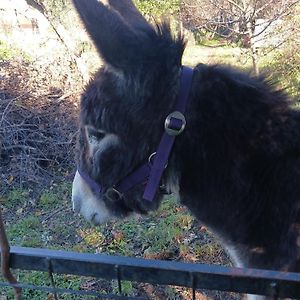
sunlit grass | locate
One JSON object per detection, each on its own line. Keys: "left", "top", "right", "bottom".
{"left": 183, "top": 44, "right": 250, "bottom": 68}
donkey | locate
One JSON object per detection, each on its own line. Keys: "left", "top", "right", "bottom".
{"left": 71, "top": 0, "right": 300, "bottom": 296}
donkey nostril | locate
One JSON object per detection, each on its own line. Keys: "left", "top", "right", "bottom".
{"left": 90, "top": 213, "right": 98, "bottom": 224}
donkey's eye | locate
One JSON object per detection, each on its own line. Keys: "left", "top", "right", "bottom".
{"left": 87, "top": 127, "right": 106, "bottom": 142}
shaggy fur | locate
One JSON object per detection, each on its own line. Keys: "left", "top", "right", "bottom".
{"left": 72, "top": 0, "right": 300, "bottom": 289}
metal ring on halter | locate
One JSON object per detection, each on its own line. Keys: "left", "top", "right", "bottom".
{"left": 164, "top": 111, "right": 186, "bottom": 136}
{"left": 148, "top": 152, "right": 168, "bottom": 169}
{"left": 105, "top": 187, "right": 123, "bottom": 202}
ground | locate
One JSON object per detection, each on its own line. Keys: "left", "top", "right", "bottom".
{"left": 1, "top": 184, "right": 242, "bottom": 299}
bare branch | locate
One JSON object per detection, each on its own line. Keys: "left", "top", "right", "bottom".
{"left": 226, "top": 0, "right": 245, "bottom": 12}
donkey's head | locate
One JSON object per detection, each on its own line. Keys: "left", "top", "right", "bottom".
{"left": 72, "top": 0, "right": 186, "bottom": 224}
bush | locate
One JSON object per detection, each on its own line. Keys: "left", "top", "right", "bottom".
{"left": 0, "top": 41, "right": 15, "bottom": 61}
{"left": 261, "top": 44, "right": 300, "bottom": 99}
{"left": 133, "top": 0, "right": 180, "bottom": 18}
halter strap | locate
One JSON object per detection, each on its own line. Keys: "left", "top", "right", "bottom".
{"left": 143, "top": 66, "right": 193, "bottom": 201}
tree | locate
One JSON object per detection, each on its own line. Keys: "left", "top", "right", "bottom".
{"left": 133, "top": 0, "right": 180, "bottom": 19}
{"left": 25, "top": 0, "right": 90, "bottom": 82}
{"left": 181, "top": 0, "right": 300, "bottom": 75}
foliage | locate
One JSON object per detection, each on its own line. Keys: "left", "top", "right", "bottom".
{"left": 7, "top": 215, "right": 43, "bottom": 247}
{"left": 25, "top": 0, "right": 71, "bottom": 19}
{"left": 3, "top": 188, "right": 29, "bottom": 208}
{"left": 39, "top": 191, "right": 60, "bottom": 208}
{"left": 1, "top": 271, "right": 84, "bottom": 300}
{"left": 194, "top": 242, "right": 223, "bottom": 263}
{"left": 133, "top": 0, "right": 180, "bottom": 18}
{"left": 0, "top": 41, "right": 27, "bottom": 61}
{"left": 181, "top": 0, "right": 300, "bottom": 75}
{"left": 44, "top": 0, "right": 70, "bottom": 18}
{"left": 4, "top": 182, "right": 72, "bottom": 250}
{"left": 261, "top": 46, "right": 300, "bottom": 98}
{"left": 39, "top": 183, "right": 71, "bottom": 208}
{"left": 78, "top": 228, "right": 105, "bottom": 248}
{"left": 112, "top": 280, "right": 134, "bottom": 296}
{"left": 0, "top": 41, "right": 14, "bottom": 61}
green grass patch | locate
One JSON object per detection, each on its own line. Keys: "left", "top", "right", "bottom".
{"left": 0, "top": 41, "right": 15, "bottom": 61}
{"left": 0, "top": 40, "right": 29, "bottom": 61}
{"left": 7, "top": 215, "right": 43, "bottom": 247}
{"left": 0, "top": 272, "right": 87, "bottom": 300}
{"left": 182, "top": 44, "right": 251, "bottom": 69}
{"left": 1, "top": 184, "right": 230, "bottom": 299}
{"left": 3, "top": 188, "right": 29, "bottom": 208}
{"left": 38, "top": 182, "right": 71, "bottom": 209}
{"left": 141, "top": 214, "right": 183, "bottom": 253}
{"left": 112, "top": 280, "right": 134, "bottom": 296}
{"left": 39, "top": 191, "right": 59, "bottom": 209}
{"left": 53, "top": 274, "right": 84, "bottom": 299}
{"left": 82, "top": 196, "right": 195, "bottom": 259}
{"left": 0, "top": 271, "right": 50, "bottom": 299}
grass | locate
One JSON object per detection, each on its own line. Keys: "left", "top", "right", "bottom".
{"left": 1, "top": 182, "right": 230, "bottom": 299}
{"left": 0, "top": 271, "right": 86, "bottom": 300}
{"left": 0, "top": 40, "right": 30, "bottom": 62}
{"left": 39, "top": 191, "right": 61, "bottom": 209}
{"left": 7, "top": 215, "right": 42, "bottom": 247}
{"left": 3, "top": 188, "right": 29, "bottom": 209}
{"left": 0, "top": 41, "right": 15, "bottom": 61}
{"left": 182, "top": 44, "right": 250, "bottom": 68}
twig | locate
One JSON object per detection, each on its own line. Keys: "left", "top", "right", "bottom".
{"left": 0, "top": 59, "right": 78, "bottom": 188}
{"left": 42, "top": 207, "right": 70, "bottom": 223}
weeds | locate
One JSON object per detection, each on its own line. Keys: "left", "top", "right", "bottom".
{"left": 78, "top": 228, "right": 105, "bottom": 248}
{"left": 112, "top": 280, "right": 134, "bottom": 296}
{"left": 7, "top": 215, "right": 42, "bottom": 247}
{"left": 3, "top": 188, "right": 29, "bottom": 208}
{"left": 0, "top": 41, "right": 23, "bottom": 61}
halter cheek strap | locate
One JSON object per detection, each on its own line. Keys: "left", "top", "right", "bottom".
{"left": 143, "top": 66, "right": 193, "bottom": 201}
{"left": 77, "top": 66, "right": 194, "bottom": 202}
{"left": 77, "top": 168, "right": 102, "bottom": 194}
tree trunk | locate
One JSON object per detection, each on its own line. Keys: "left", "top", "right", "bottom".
{"left": 247, "top": 20, "right": 260, "bottom": 76}
{"left": 251, "top": 46, "right": 259, "bottom": 76}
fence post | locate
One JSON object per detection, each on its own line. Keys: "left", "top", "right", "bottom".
{"left": 47, "top": 258, "right": 59, "bottom": 300}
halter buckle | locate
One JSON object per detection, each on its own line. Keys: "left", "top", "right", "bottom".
{"left": 105, "top": 187, "right": 123, "bottom": 202}
{"left": 164, "top": 111, "right": 186, "bottom": 136}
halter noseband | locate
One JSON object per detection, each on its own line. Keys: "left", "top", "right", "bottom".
{"left": 78, "top": 66, "right": 194, "bottom": 202}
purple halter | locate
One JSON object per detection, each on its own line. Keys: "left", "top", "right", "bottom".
{"left": 78, "top": 66, "right": 193, "bottom": 202}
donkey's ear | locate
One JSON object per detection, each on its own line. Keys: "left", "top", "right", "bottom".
{"left": 73, "top": 0, "right": 150, "bottom": 70}
{"left": 105, "top": 0, "right": 151, "bottom": 32}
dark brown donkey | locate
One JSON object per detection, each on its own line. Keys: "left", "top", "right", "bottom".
{"left": 71, "top": 1, "right": 300, "bottom": 298}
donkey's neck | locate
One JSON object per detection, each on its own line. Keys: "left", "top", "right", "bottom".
{"left": 167, "top": 63, "right": 300, "bottom": 271}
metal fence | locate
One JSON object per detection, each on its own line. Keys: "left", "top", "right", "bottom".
{"left": 1, "top": 246, "right": 300, "bottom": 299}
